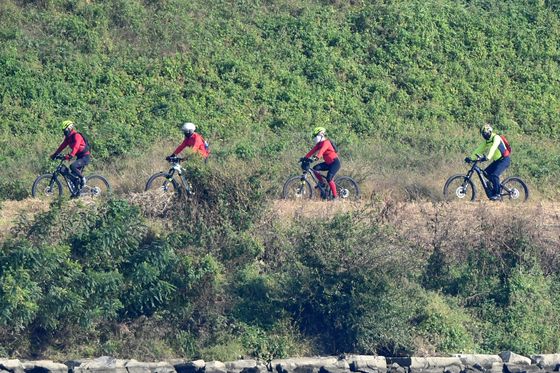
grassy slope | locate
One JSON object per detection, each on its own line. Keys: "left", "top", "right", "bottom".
{"left": 1, "top": 0, "right": 560, "bottom": 200}
{"left": 3, "top": 0, "right": 560, "bottom": 360}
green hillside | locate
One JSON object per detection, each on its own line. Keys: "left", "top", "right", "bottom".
{"left": 1, "top": 0, "right": 560, "bottom": 199}
{"left": 2, "top": 0, "right": 560, "bottom": 361}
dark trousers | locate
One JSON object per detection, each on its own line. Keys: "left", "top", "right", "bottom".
{"left": 312, "top": 158, "right": 341, "bottom": 182}
{"left": 485, "top": 156, "right": 511, "bottom": 196}
{"left": 70, "top": 155, "right": 90, "bottom": 183}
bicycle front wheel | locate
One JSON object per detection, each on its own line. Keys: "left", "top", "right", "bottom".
{"left": 443, "top": 175, "right": 476, "bottom": 201}
{"left": 501, "top": 177, "right": 529, "bottom": 203}
{"left": 282, "top": 176, "right": 313, "bottom": 199}
{"left": 32, "top": 174, "right": 63, "bottom": 200}
{"left": 83, "top": 175, "right": 111, "bottom": 198}
{"left": 145, "top": 172, "right": 180, "bottom": 197}
{"left": 334, "top": 176, "right": 360, "bottom": 200}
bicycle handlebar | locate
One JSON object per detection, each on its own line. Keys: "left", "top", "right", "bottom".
{"left": 167, "top": 156, "right": 186, "bottom": 163}
{"left": 299, "top": 157, "right": 314, "bottom": 171}
{"left": 466, "top": 156, "right": 487, "bottom": 164}
{"left": 299, "top": 157, "right": 318, "bottom": 164}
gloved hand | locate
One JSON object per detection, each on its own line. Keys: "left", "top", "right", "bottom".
{"left": 480, "top": 155, "right": 488, "bottom": 162}
{"left": 464, "top": 157, "right": 471, "bottom": 163}
{"left": 166, "top": 155, "right": 174, "bottom": 162}
{"left": 299, "top": 157, "right": 310, "bottom": 163}
{"left": 64, "top": 154, "right": 72, "bottom": 161}
{"left": 50, "top": 154, "right": 57, "bottom": 160}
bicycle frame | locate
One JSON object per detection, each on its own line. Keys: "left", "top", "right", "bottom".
{"left": 164, "top": 158, "right": 194, "bottom": 195}
{"left": 465, "top": 160, "right": 494, "bottom": 196}
{"left": 49, "top": 161, "right": 81, "bottom": 195}
{"left": 464, "top": 158, "right": 516, "bottom": 199}
{"left": 299, "top": 161, "right": 330, "bottom": 196}
{"left": 301, "top": 163, "right": 327, "bottom": 184}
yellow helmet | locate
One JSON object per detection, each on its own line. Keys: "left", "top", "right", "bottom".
{"left": 61, "top": 120, "right": 75, "bottom": 131}
{"left": 312, "top": 126, "right": 326, "bottom": 137}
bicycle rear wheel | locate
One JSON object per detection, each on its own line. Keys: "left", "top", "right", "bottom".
{"left": 145, "top": 172, "right": 180, "bottom": 197}
{"left": 334, "top": 176, "right": 360, "bottom": 200}
{"left": 32, "top": 175, "right": 63, "bottom": 200}
{"left": 443, "top": 175, "right": 476, "bottom": 201}
{"left": 282, "top": 176, "right": 313, "bottom": 199}
{"left": 83, "top": 175, "right": 111, "bottom": 198}
{"left": 500, "top": 177, "right": 529, "bottom": 203}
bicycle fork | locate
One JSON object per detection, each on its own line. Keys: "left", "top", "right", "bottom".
{"left": 44, "top": 175, "right": 59, "bottom": 195}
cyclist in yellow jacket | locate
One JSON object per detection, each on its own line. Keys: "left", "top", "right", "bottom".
{"left": 465, "top": 124, "right": 511, "bottom": 201}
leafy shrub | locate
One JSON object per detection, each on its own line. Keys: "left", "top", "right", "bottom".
{"left": 415, "top": 293, "right": 478, "bottom": 354}
{"left": 487, "top": 268, "right": 560, "bottom": 354}
{"left": 281, "top": 212, "right": 420, "bottom": 354}
{"left": 0, "top": 265, "right": 41, "bottom": 331}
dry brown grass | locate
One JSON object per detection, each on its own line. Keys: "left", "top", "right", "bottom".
{"left": 269, "top": 198, "right": 560, "bottom": 261}
{"left": 2, "top": 192, "right": 559, "bottom": 285}
{"left": 0, "top": 199, "right": 51, "bottom": 239}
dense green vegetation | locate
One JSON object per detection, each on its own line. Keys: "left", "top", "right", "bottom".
{"left": 2, "top": 0, "right": 560, "bottom": 360}
{"left": 1, "top": 0, "right": 560, "bottom": 199}
{"left": 2, "top": 170, "right": 560, "bottom": 359}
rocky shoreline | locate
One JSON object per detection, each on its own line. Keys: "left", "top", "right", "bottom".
{"left": 2, "top": 352, "right": 560, "bottom": 373}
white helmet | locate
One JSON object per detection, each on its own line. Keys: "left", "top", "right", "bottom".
{"left": 181, "top": 122, "right": 196, "bottom": 135}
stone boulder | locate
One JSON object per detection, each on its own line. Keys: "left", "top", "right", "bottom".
{"left": 499, "top": 353, "right": 531, "bottom": 366}
{"left": 124, "top": 360, "right": 175, "bottom": 373}
{"left": 346, "top": 355, "right": 386, "bottom": 373}
{"left": 0, "top": 359, "right": 25, "bottom": 373}
{"left": 72, "top": 357, "right": 127, "bottom": 373}
{"left": 387, "top": 357, "right": 463, "bottom": 373}
{"left": 224, "top": 360, "right": 265, "bottom": 373}
{"left": 23, "top": 360, "right": 68, "bottom": 373}
{"left": 453, "top": 355, "right": 502, "bottom": 370}
{"left": 530, "top": 355, "right": 560, "bottom": 370}
{"left": 499, "top": 352, "right": 541, "bottom": 373}
{"left": 205, "top": 361, "right": 227, "bottom": 373}
{"left": 502, "top": 364, "right": 543, "bottom": 373}
{"left": 387, "top": 363, "right": 405, "bottom": 373}
{"left": 274, "top": 357, "right": 344, "bottom": 373}
{"left": 453, "top": 354, "right": 503, "bottom": 372}
{"left": 172, "top": 360, "right": 205, "bottom": 373}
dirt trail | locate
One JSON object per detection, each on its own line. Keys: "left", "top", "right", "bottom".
{"left": 2, "top": 197, "right": 560, "bottom": 249}
{"left": 271, "top": 199, "right": 560, "bottom": 249}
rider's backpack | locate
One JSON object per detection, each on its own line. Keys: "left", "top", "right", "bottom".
{"left": 76, "top": 132, "right": 91, "bottom": 157}
{"left": 329, "top": 139, "right": 339, "bottom": 153}
{"left": 500, "top": 134, "right": 512, "bottom": 155}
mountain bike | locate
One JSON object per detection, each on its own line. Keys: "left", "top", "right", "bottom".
{"left": 282, "top": 158, "right": 360, "bottom": 200}
{"left": 145, "top": 156, "right": 195, "bottom": 198}
{"left": 443, "top": 157, "right": 529, "bottom": 203}
{"left": 32, "top": 155, "right": 111, "bottom": 200}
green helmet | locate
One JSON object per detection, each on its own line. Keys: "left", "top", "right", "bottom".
{"left": 61, "top": 120, "right": 75, "bottom": 131}
{"left": 312, "top": 126, "right": 326, "bottom": 137}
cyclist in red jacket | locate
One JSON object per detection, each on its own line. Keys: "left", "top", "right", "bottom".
{"left": 303, "top": 126, "right": 340, "bottom": 199}
{"left": 50, "top": 120, "right": 90, "bottom": 190}
{"left": 167, "top": 122, "right": 209, "bottom": 160}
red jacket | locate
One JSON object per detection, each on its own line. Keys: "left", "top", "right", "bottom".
{"left": 54, "top": 130, "right": 90, "bottom": 158}
{"left": 305, "top": 139, "right": 338, "bottom": 165}
{"left": 173, "top": 133, "right": 209, "bottom": 158}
